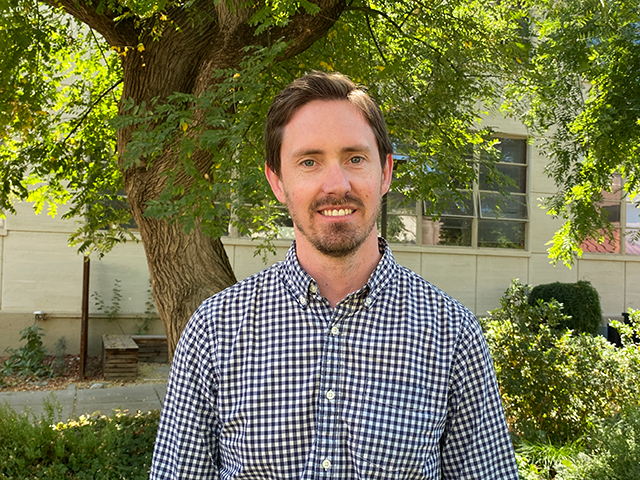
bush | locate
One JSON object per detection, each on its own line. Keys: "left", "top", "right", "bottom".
{"left": 558, "top": 405, "right": 640, "bottom": 480}
{"left": 528, "top": 280, "right": 602, "bottom": 335}
{"left": 0, "top": 395, "right": 159, "bottom": 479}
{"left": 482, "top": 280, "right": 640, "bottom": 445}
{"left": 517, "top": 406, "right": 640, "bottom": 480}
{"left": 0, "top": 325, "right": 52, "bottom": 382}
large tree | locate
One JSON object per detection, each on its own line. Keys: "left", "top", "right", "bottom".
{"left": 506, "top": 0, "right": 640, "bottom": 265}
{"left": 0, "top": 0, "right": 527, "bottom": 357}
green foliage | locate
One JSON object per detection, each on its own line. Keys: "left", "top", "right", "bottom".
{"left": 0, "top": 0, "right": 528, "bottom": 259}
{"left": 516, "top": 406, "right": 640, "bottom": 480}
{"left": 93, "top": 278, "right": 159, "bottom": 334}
{"left": 93, "top": 279, "right": 123, "bottom": 323}
{"left": 137, "top": 280, "right": 159, "bottom": 335}
{"left": 504, "top": 0, "right": 640, "bottom": 265}
{"left": 0, "top": 396, "right": 159, "bottom": 479}
{"left": 516, "top": 439, "right": 584, "bottom": 480}
{"left": 54, "top": 336, "right": 68, "bottom": 377}
{"left": 0, "top": 325, "right": 51, "bottom": 381}
{"left": 0, "top": 1, "right": 132, "bottom": 258}
{"left": 528, "top": 280, "right": 602, "bottom": 335}
{"left": 482, "top": 280, "right": 640, "bottom": 445}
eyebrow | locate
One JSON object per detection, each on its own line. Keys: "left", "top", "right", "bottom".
{"left": 292, "top": 145, "right": 372, "bottom": 158}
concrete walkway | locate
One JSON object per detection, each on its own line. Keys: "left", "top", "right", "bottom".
{"left": 0, "top": 382, "right": 167, "bottom": 420}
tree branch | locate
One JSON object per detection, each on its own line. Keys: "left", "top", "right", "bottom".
{"left": 63, "top": 79, "right": 124, "bottom": 145}
{"left": 345, "top": 5, "right": 460, "bottom": 75}
{"left": 44, "top": 0, "right": 138, "bottom": 46}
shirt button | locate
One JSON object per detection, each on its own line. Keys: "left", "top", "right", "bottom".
{"left": 309, "top": 284, "right": 318, "bottom": 294}
{"left": 364, "top": 297, "right": 372, "bottom": 307}
{"left": 326, "top": 389, "right": 336, "bottom": 401}
{"left": 322, "top": 459, "right": 332, "bottom": 470}
{"left": 299, "top": 295, "right": 307, "bottom": 305}
{"left": 330, "top": 326, "right": 340, "bottom": 336}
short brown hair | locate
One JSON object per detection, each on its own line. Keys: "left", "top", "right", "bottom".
{"left": 265, "top": 71, "right": 393, "bottom": 176}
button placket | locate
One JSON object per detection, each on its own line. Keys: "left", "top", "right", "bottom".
{"left": 315, "top": 308, "right": 344, "bottom": 476}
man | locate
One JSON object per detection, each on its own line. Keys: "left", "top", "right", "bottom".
{"left": 150, "top": 71, "right": 518, "bottom": 479}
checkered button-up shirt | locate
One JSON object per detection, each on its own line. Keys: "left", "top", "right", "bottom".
{"left": 150, "top": 241, "right": 518, "bottom": 479}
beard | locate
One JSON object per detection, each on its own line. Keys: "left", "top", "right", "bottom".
{"left": 285, "top": 193, "right": 380, "bottom": 258}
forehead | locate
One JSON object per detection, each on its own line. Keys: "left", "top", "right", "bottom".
{"left": 281, "top": 100, "right": 377, "bottom": 156}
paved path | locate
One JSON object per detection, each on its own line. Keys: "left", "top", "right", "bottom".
{"left": 0, "top": 382, "right": 167, "bottom": 420}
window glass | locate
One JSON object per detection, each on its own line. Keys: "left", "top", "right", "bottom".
{"left": 600, "top": 202, "right": 621, "bottom": 225}
{"left": 424, "top": 194, "right": 474, "bottom": 218}
{"left": 422, "top": 217, "right": 472, "bottom": 246}
{"left": 601, "top": 174, "right": 623, "bottom": 202}
{"left": 387, "top": 192, "right": 415, "bottom": 215}
{"left": 273, "top": 211, "right": 295, "bottom": 239}
{"left": 625, "top": 229, "right": 640, "bottom": 255}
{"left": 626, "top": 201, "right": 640, "bottom": 229}
{"left": 385, "top": 214, "right": 417, "bottom": 243}
{"left": 495, "top": 138, "right": 527, "bottom": 164}
{"left": 380, "top": 192, "right": 417, "bottom": 244}
{"left": 580, "top": 230, "right": 620, "bottom": 253}
{"left": 478, "top": 220, "right": 526, "bottom": 249}
{"left": 479, "top": 193, "right": 528, "bottom": 220}
{"left": 479, "top": 164, "right": 527, "bottom": 193}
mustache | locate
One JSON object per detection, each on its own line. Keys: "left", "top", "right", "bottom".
{"left": 309, "top": 194, "right": 365, "bottom": 211}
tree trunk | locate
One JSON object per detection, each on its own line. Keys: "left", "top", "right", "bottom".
{"left": 52, "top": 0, "right": 346, "bottom": 359}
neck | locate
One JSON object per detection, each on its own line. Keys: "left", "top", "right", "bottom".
{"left": 295, "top": 233, "right": 382, "bottom": 308}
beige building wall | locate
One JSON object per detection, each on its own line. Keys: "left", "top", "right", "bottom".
{"left": 2, "top": 115, "right": 639, "bottom": 355}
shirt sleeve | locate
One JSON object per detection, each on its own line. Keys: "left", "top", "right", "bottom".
{"left": 149, "top": 308, "right": 220, "bottom": 479}
{"left": 439, "top": 314, "right": 519, "bottom": 479}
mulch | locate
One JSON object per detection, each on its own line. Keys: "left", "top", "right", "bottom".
{"left": 0, "top": 355, "right": 121, "bottom": 393}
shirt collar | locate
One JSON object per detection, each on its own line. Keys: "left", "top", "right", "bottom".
{"left": 279, "top": 238, "right": 398, "bottom": 309}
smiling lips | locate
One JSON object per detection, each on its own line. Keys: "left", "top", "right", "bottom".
{"left": 320, "top": 208, "right": 355, "bottom": 217}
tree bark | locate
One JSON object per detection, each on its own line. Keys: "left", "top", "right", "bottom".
{"left": 51, "top": 0, "right": 346, "bottom": 359}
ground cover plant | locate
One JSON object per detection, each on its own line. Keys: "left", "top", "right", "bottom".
{"left": 483, "top": 280, "right": 640, "bottom": 479}
{"left": 0, "top": 397, "right": 159, "bottom": 479}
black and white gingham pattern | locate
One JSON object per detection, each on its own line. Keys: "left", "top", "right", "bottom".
{"left": 150, "top": 240, "right": 518, "bottom": 479}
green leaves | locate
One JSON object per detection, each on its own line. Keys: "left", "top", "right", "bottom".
{"left": 483, "top": 280, "right": 640, "bottom": 445}
{"left": 0, "top": 0, "right": 539, "bottom": 258}
{"left": 504, "top": 0, "right": 640, "bottom": 264}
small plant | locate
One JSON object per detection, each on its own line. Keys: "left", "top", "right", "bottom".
{"left": 94, "top": 278, "right": 159, "bottom": 335}
{"left": 92, "top": 278, "right": 122, "bottom": 322}
{"left": 53, "top": 336, "right": 67, "bottom": 376}
{"left": 136, "top": 280, "right": 159, "bottom": 335}
{"left": 0, "top": 325, "right": 52, "bottom": 380}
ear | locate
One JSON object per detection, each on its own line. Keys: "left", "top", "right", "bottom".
{"left": 265, "top": 163, "right": 286, "bottom": 203}
{"left": 381, "top": 153, "right": 393, "bottom": 195}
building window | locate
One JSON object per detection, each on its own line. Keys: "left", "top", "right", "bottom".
{"left": 422, "top": 137, "right": 529, "bottom": 249}
{"left": 580, "top": 174, "right": 640, "bottom": 255}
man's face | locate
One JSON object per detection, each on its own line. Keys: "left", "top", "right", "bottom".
{"left": 266, "top": 99, "right": 393, "bottom": 258}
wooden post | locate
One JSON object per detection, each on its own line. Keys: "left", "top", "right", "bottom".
{"left": 79, "top": 256, "right": 90, "bottom": 379}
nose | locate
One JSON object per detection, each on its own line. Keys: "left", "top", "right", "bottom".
{"left": 321, "top": 162, "right": 351, "bottom": 197}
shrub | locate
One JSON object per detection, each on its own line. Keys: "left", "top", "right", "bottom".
{"left": 482, "top": 280, "right": 640, "bottom": 445}
{"left": 528, "top": 280, "right": 602, "bottom": 335}
{"left": 522, "top": 406, "right": 640, "bottom": 480}
{"left": 0, "top": 325, "right": 52, "bottom": 381}
{"left": 0, "top": 395, "right": 159, "bottom": 479}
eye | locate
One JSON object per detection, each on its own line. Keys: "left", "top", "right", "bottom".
{"left": 301, "top": 159, "right": 315, "bottom": 167}
{"left": 350, "top": 156, "right": 364, "bottom": 164}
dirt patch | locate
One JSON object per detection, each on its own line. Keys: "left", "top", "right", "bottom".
{"left": 0, "top": 355, "right": 169, "bottom": 392}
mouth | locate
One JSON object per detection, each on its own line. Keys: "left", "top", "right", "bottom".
{"left": 319, "top": 208, "right": 355, "bottom": 217}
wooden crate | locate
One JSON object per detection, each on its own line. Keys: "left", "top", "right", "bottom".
{"left": 131, "top": 335, "right": 169, "bottom": 363}
{"left": 102, "top": 334, "right": 139, "bottom": 381}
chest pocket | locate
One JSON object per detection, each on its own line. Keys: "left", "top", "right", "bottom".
{"left": 349, "top": 378, "right": 443, "bottom": 479}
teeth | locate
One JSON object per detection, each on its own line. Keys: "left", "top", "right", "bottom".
{"left": 322, "top": 209, "right": 353, "bottom": 216}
